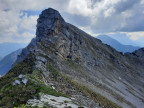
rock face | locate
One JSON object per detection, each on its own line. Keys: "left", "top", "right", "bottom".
{"left": 36, "top": 8, "right": 66, "bottom": 42}
{"left": 132, "top": 48, "right": 144, "bottom": 61}
{"left": 35, "top": 8, "right": 84, "bottom": 63}
{"left": 4, "top": 8, "right": 144, "bottom": 108}
{"left": 125, "top": 48, "right": 144, "bottom": 70}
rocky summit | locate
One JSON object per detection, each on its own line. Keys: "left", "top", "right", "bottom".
{"left": 0, "top": 8, "right": 144, "bottom": 108}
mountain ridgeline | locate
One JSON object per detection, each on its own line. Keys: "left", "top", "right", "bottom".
{"left": 0, "top": 43, "right": 27, "bottom": 58}
{"left": 96, "top": 35, "right": 140, "bottom": 53}
{"left": 0, "top": 8, "right": 144, "bottom": 108}
{"left": 0, "top": 49, "right": 22, "bottom": 76}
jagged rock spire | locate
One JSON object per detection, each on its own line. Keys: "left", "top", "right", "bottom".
{"left": 36, "top": 8, "right": 66, "bottom": 42}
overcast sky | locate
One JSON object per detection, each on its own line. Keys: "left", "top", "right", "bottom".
{"left": 0, "top": 0, "right": 144, "bottom": 47}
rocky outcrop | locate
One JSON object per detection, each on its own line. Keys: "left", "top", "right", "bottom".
{"left": 12, "top": 74, "right": 28, "bottom": 86}
{"left": 125, "top": 48, "right": 144, "bottom": 70}
{"left": 35, "top": 8, "right": 84, "bottom": 64}
{"left": 132, "top": 48, "right": 144, "bottom": 61}
{"left": 36, "top": 8, "right": 67, "bottom": 42}
{"left": 27, "top": 94, "right": 83, "bottom": 108}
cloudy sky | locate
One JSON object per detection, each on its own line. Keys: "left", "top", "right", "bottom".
{"left": 0, "top": 0, "right": 144, "bottom": 47}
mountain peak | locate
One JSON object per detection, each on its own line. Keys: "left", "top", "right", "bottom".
{"left": 39, "top": 8, "right": 64, "bottom": 20}
{"left": 3, "top": 8, "right": 144, "bottom": 108}
{"left": 36, "top": 8, "right": 66, "bottom": 42}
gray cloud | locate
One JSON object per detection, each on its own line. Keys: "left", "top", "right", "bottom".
{"left": 114, "top": 0, "right": 140, "bottom": 13}
{"left": 0, "top": 0, "right": 70, "bottom": 11}
{"left": 0, "top": 0, "right": 70, "bottom": 43}
{"left": 86, "top": 0, "right": 144, "bottom": 32}
{"left": 62, "top": 12, "right": 91, "bottom": 27}
{"left": 0, "top": 0, "right": 144, "bottom": 44}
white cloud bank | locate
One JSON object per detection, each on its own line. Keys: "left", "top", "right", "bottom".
{"left": 0, "top": 9, "right": 38, "bottom": 43}
{"left": 0, "top": 0, "right": 144, "bottom": 46}
{"left": 0, "top": 0, "right": 69, "bottom": 43}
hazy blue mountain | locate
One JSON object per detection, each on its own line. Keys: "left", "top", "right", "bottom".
{"left": 0, "top": 43, "right": 27, "bottom": 58}
{"left": 0, "top": 49, "right": 22, "bottom": 75}
{"left": 96, "top": 35, "right": 140, "bottom": 53}
{"left": 107, "top": 33, "right": 144, "bottom": 47}
{"left": 0, "top": 57, "right": 2, "bottom": 61}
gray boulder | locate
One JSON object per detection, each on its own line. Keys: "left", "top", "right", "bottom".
{"left": 12, "top": 80, "right": 20, "bottom": 86}
{"left": 22, "top": 78, "right": 28, "bottom": 85}
{"left": 18, "top": 74, "right": 25, "bottom": 79}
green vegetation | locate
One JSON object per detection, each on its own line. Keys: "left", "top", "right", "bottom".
{"left": 38, "top": 85, "right": 66, "bottom": 97}
{"left": 0, "top": 70, "right": 66, "bottom": 107}
{"left": 0, "top": 79, "right": 38, "bottom": 107}
{"left": 64, "top": 100, "right": 69, "bottom": 103}
{"left": 0, "top": 53, "right": 36, "bottom": 90}
{"left": 0, "top": 55, "right": 66, "bottom": 108}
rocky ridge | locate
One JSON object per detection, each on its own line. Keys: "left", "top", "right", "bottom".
{"left": 0, "top": 8, "right": 144, "bottom": 108}
{"left": 125, "top": 48, "right": 144, "bottom": 61}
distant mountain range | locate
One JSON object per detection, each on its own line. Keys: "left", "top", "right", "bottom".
{"left": 96, "top": 35, "right": 140, "bottom": 53}
{"left": 0, "top": 49, "right": 22, "bottom": 76}
{"left": 0, "top": 43, "right": 27, "bottom": 58}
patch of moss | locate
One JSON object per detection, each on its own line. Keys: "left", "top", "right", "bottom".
{"left": 38, "top": 85, "right": 66, "bottom": 97}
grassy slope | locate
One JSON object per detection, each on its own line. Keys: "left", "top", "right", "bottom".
{"left": 0, "top": 55, "right": 66, "bottom": 108}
